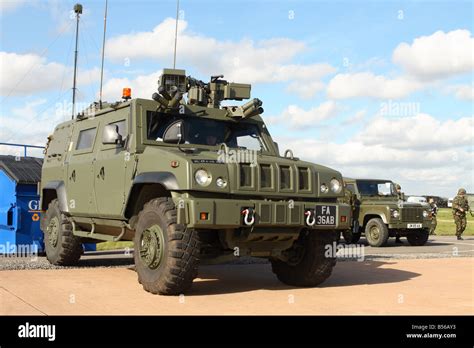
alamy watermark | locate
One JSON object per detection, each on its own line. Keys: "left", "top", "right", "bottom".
{"left": 380, "top": 99, "right": 420, "bottom": 117}
{"left": 0, "top": 242, "right": 39, "bottom": 260}
{"left": 324, "top": 241, "right": 365, "bottom": 262}
{"left": 217, "top": 148, "right": 258, "bottom": 167}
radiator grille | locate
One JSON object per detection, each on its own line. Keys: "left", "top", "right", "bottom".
{"left": 401, "top": 207, "right": 424, "bottom": 222}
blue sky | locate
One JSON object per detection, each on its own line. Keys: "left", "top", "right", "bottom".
{"left": 0, "top": 0, "right": 473, "bottom": 197}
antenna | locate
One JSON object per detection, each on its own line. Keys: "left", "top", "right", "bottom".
{"left": 99, "top": 0, "right": 108, "bottom": 108}
{"left": 71, "top": 3, "right": 82, "bottom": 120}
{"left": 173, "top": 0, "right": 179, "bottom": 68}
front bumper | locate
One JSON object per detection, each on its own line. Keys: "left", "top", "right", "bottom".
{"left": 174, "top": 197, "right": 351, "bottom": 230}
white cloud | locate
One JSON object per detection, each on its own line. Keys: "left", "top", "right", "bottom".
{"left": 0, "top": 0, "right": 27, "bottom": 12}
{"left": 447, "top": 84, "right": 474, "bottom": 101}
{"left": 0, "top": 98, "right": 64, "bottom": 148}
{"left": 342, "top": 109, "right": 366, "bottom": 125}
{"left": 326, "top": 72, "right": 423, "bottom": 99}
{"left": 101, "top": 71, "right": 161, "bottom": 101}
{"left": 274, "top": 111, "right": 473, "bottom": 197}
{"left": 269, "top": 101, "right": 339, "bottom": 129}
{"left": 105, "top": 18, "right": 336, "bottom": 98}
{"left": 0, "top": 51, "right": 100, "bottom": 97}
{"left": 393, "top": 29, "right": 474, "bottom": 80}
{"left": 356, "top": 113, "right": 474, "bottom": 150}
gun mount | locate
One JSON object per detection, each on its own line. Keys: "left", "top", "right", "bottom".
{"left": 151, "top": 68, "right": 261, "bottom": 118}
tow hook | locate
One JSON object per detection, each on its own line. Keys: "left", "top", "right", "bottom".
{"left": 241, "top": 208, "right": 255, "bottom": 226}
{"left": 305, "top": 210, "right": 316, "bottom": 226}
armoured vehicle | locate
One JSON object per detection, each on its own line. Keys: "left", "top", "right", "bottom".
{"left": 40, "top": 69, "right": 351, "bottom": 294}
{"left": 340, "top": 178, "right": 432, "bottom": 247}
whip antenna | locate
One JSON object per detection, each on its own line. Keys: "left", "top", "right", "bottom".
{"left": 71, "top": 3, "right": 82, "bottom": 119}
{"left": 99, "top": 0, "right": 108, "bottom": 108}
{"left": 173, "top": 0, "right": 179, "bottom": 68}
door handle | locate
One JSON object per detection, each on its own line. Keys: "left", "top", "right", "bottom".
{"left": 70, "top": 170, "right": 76, "bottom": 182}
{"left": 99, "top": 166, "right": 105, "bottom": 179}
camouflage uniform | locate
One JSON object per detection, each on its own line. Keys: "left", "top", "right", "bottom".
{"left": 394, "top": 183, "right": 404, "bottom": 243}
{"left": 452, "top": 188, "right": 470, "bottom": 239}
{"left": 429, "top": 200, "right": 438, "bottom": 235}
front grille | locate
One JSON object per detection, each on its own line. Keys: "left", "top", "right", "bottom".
{"left": 280, "top": 166, "right": 291, "bottom": 190}
{"left": 298, "top": 167, "right": 309, "bottom": 190}
{"left": 239, "top": 163, "right": 312, "bottom": 194}
{"left": 401, "top": 207, "right": 423, "bottom": 221}
{"left": 260, "top": 164, "right": 272, "bottom": 188}
{"left": 240, "top": 164, "right": 252, "bottom": 187}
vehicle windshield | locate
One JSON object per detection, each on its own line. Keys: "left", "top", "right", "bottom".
{"left": 146, "top": 111, "right": 266, "bottom": 151}
{"left": 356, "top": 180, "right": 395, "bottom": 196}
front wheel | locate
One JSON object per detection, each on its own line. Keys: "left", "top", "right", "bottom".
{"left": 365, "top": 218, "right": 389, "bottom": 247}
{"left": 271, "top": 230, "right": 336, "bottom": 287}
{"left": 134, "top": 197, "right": 201, "bottom": 295}
{"left": 43, "top": 199, "right": 82, "bottom": 265}
{"left": 406, "top": 229, "right": 429, "bottom": 246}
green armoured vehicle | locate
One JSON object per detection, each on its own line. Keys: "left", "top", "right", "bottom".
{"left": 40, "top": 69, "right": 351, "bottom": 294}
{"left": 340, "top": 178, "right": 432, "bottom": 247}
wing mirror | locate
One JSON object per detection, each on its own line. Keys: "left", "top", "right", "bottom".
{"left": 163, "top": 120, "right": 184, "bottom": 144}
{"left": 102, "top": 124, "right": 123, "bottom": 145}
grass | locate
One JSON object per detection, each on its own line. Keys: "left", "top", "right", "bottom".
{"left": 434, "top": 208, "right": 474, "bottom": 236}
{"left": 94, "top": 208, "right": 473, "bottom": 250}
{"left": 96, "top": 241, "right": 133, "bottom": 251}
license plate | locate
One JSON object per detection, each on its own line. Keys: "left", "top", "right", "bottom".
{"left": 407, "top": 223, "right": 422, "bottom": 229}
{"left": 314, "top": 205, "right": 336, "bottom": 226}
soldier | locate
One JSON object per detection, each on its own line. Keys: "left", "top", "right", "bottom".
{"left": 428, "top": 198, "right": 438, "bottom": 235}
{"left": 394, "top": 183, "right": 404, "bottom": 243}
{"left": 452, "top": 188, "right": 470, "bottom": 240}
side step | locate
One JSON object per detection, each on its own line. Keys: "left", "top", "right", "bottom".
{"left": 71, "top": 219, "right": 128, "bottom": 242}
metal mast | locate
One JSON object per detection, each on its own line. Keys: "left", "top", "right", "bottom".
{"left": 173, "top": 0, "right": 179, "bottom": 68}
{"left": 99, "top": 0, "right": 108, "bottom": 108}
{"left": 71, "top": 3, "right": 83, "bottom": 119}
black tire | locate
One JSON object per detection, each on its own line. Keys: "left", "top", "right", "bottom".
{"left": 43, "top": 199, "right": 82, "bottom": 265}
{"left": 343, "top": 230, "right": 361, "bottom": 244}
{"left": 271, "top": 230, "right": 336, "bottom": 287}
{"left": 134, "top": 197, "right": 201, "bottom": 295}
{"left": 365, "top": 218, "right": 389, "bottom": 247}
{"left": 406, "top": 228, "right": 429, "bottom": 246}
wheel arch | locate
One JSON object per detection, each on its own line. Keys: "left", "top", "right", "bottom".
{"left": 124, "top": 172, "right": 178, "bottom": 220}
{"left": 41, "top": 180, "right": 68, "bottom": 212}
{"left": 362, "top": 213, "right": 388, "bottom": 227}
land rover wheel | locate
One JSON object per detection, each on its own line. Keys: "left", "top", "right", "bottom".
{"left": 270, "top": 230, "right": 336, "bottom": 287}
{"left": 43, "top": 199, "right": 82, "bottom": 265}
{"left": 134, "top": 197, "right": 201, "bottom": 295}
{"left": 365, "top": 218, "right": 389, "bottom": 247}
{"left": 406, "top": 228, "right": 429, "bottom": 246}
{"left": 343, "top": 230, "right": 361, "bottom": 244}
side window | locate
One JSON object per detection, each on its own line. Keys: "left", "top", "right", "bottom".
{"left": 109, "top": 120, "right": 126, "bottom": 137}
{"left": 76, "top": 127, "right": 97, "bottom": 150}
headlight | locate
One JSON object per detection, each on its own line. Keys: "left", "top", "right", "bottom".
{"left": 423, "top": 210, "right": 429, "bottom": 218}
{"left": 216, "top": 177, "right": 227, "bottom": 188}
{"left": 391, "top": 209, "right": 400, "bottom": 218}
{"left": 329, "top": 178, "right": 342, "bottom": 193}
{"left": 320, "top": 184, "right": 329, "bottom": 193}
{"left": 195, "top": 169, "right": 212, "bottom": 186}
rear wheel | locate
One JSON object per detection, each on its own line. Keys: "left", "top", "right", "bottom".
{"left": 43, "top": 199, "right": 82, "bottom": 265}
{"left": 134, "top": 197, "right": 201, "bottom": 295}
{"left": 406, "top": 229, "right": 429, "bottom": 246}
{"left": 271, "top": 230, "right": 336, "bottom": 287}
{"left": 365, "top": 218, "right": 389, "bottom": 247}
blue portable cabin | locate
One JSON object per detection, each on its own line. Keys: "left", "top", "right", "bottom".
{"left": 0, "top": 155, "right": 44, "bottom": 254}
{"left": 0, "top": 155, "right": 96, "bottom": 254}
